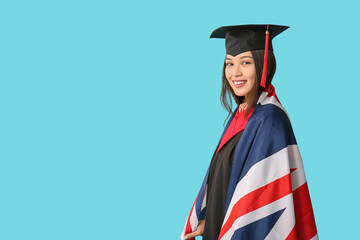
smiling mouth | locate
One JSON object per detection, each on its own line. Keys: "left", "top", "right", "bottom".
{"left": 233, "top": 80, "right": 246, "bottom": 87}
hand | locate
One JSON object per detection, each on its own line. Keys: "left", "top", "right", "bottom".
{"left": 184, "top": 220, "right": 205, "bottom": 239}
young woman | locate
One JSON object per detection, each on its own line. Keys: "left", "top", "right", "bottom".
{"left": 180, "top": 24, "right": 318, "bottom": 240}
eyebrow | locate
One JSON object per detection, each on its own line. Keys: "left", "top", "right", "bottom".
{"left": 225, "top": 56, "right": 253, "bottom": 60}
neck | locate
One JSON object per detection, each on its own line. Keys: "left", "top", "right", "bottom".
{"left": 239, "top": 101, "right": 248, "bottom": 112}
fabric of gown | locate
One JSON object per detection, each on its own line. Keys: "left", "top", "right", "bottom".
{"left": 181, "top": 84, "right": 318, "bottom": 240}
{"left": 202, "top": 129, "right": 244, "bottom": 240}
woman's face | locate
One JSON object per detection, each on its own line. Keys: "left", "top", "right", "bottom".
{"left": 225, "top": 51, "right": 256, "bottom": 101}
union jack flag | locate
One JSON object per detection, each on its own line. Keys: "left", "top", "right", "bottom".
{"left": 180, "top": 84, "right": 318, "bottom": 240}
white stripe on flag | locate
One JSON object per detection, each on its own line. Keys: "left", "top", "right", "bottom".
{"left": 257, "top": 91, "right": 291, "bottom": 121}
{"left": 265, "top": 194, "right": 296, "bottom": 239}
{"left": 222, "top": 145, "right": 292, "bottom": 226}
{"left": 288, "top": 144, "right": 306, "bottom": 191}
{"left": 310, "top": 233, "right": 319, "bottom": 240}
{"left": 201, "top": 185, "right": 207, "bottom": 211}
{"left": 180, "top": 200, "right": 199, "bottom": 240}
{"left": 220, "top": 194, "right": 295, "bottom": 240}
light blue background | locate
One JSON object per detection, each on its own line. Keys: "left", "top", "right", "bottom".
{"left": 0, "top": 0, "right": 359, "bottom": 239}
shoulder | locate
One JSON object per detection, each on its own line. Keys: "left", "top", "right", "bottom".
{"left": 245, "top": 103, "right": 297, "bottom": 146}
{"left": 250, "top": 103, "right": 293, "bottom": 133}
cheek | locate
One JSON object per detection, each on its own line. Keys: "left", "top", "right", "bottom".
{"left": 225, "top": 70, "right": 232, "bottom": 84}
{"left": 225, "top": 68, "right": 230, "bottom": 79}
{"left": 248, "top": 68, "right": 256, "bottom": 85}
{"left": 226, "top": 78, "right": 232, "bottom": 87}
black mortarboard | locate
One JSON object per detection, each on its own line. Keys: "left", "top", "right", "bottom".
{"left": 209, "top": 24, "right": 290, "bottom": 87}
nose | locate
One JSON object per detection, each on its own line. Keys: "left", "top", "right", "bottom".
{"left": 233, "top": 64, "right": 243, "bottom": 78}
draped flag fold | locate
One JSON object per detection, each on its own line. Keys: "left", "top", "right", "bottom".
{"left": 180, "top": 83, "right": 318, "bottom": 240}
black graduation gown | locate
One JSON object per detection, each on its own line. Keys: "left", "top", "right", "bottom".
{"left": 202, "top": 129, "right": 244, "bottom": 240}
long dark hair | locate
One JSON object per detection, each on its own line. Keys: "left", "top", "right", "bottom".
{"left": 220, "top": 49, "right": 277, "bottom": 126}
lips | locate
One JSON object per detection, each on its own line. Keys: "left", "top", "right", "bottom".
{"left": 232, "top": 80, "right": 246, "bottom": 88}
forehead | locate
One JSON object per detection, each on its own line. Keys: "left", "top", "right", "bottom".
{"left": 226, "top": 51, "right": 253, "bottom": 59}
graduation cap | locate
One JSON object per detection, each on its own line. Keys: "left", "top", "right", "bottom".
{"left": 209, "top": 24, "right": 290, "bottom": 88}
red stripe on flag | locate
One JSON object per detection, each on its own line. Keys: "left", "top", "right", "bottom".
{"left": 293, "top": 182, "right": 318, "bottom": 240}
{"left": 285, "top": 225, "right": 297, "bottom": 240}
{"left": 219, "top": 173, "right": 293, "bottom": 239}
{"left": 184, "top": 194, "right": 198, "bottom": 240}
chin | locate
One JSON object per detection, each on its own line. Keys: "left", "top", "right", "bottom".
{"left": 234, "top": 91, "right": 246, "bottom": 97}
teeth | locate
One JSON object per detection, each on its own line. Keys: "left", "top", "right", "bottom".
{"left": 234, "top": 81, "right": 245, "bottom": 84}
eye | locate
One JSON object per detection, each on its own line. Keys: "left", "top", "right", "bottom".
{"left": 242, "top": 61, "right": 251, "bottom": 65}
{"left": 226, "top": 62, "right": 233, "bottom": 66}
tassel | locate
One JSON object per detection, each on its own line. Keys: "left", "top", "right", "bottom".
{"left": 260, "top": 24, "right": 269, "bottom": 88}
